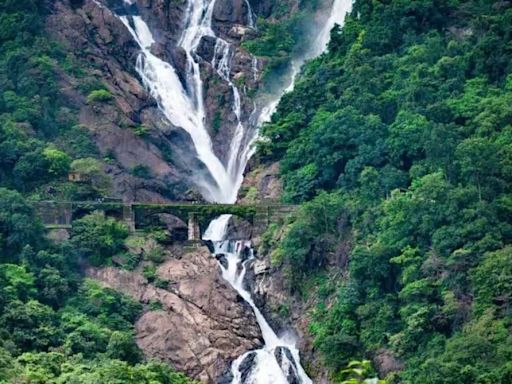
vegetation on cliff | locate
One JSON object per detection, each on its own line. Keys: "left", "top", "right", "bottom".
{"left": 0, "top": 0, "right": 107, "bottom": 200}
{"left": 0, "top": 1, "right": 193, "bottom": 382}
{"left": 259, "top": 0, "right": 512, "bottom": 382}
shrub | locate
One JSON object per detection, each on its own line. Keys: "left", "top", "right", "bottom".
{"left": 131, "top": 165, "right": 152, "bottom": 179}
{"left": 86, "top": 89, "right": 113, "bottom": 104}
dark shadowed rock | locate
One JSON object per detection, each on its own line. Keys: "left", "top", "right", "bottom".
{"left": 196, "top": 35, "right": 217, "bottom": 63}
{"left": 275, "top": 346, "right": 300, "bottom": 384}
{"left": 217, "top": 369, "right": 234, "bottom": 384}
{"left": 238, "top": 352, "right": 257, "bottom": 383}
{"left": 216, "top": 253, "right": 229, "bottom": 269}
{"left": 213, "top": 0, "right": 247, "bottom": 24}
{"left": 156, "top": 213, "right": 188, "bottom": 242}
{"left": 225, "top": 216, "right": 253, "bottom": 240}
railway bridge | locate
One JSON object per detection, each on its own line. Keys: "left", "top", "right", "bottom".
{"left": 34, "top": 201, "right": 296, "bottom": 241}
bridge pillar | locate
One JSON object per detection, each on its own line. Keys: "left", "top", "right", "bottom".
{"left": 123, "top": 204, "right": 135, "bottom": 233}
{"left": 188, "top": 213, "right": 200, "bottom": 241}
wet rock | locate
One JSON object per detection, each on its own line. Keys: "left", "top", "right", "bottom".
{"left": 225, "top": 216, "right": 253, "bottom": 240}
{"left": 213, "top": 0, "right": 249, "bottom": 25}
{"left": 217, "top": 369, "right": 234, "bottom": 384}
{"left": 216, "top": 253, "right": 229, "bottom": 269}
{"left": 203, "top": 240, "right": 215, "bottom": 254}
{"left": 87, "top": 245, "right": 263, "bottom": 382}
{"left": 275, "top": 346, "right": 300, "bottom": 384}
{"left": 134, "top": 0, "right": 187, "bottom": 40}
{"left": 196, "top": 35, "right": 217, "bottom": 63}
{"left": 238, "top": 352, "right": 257, "bottom": 383}
{"left": 247, "top": 0, "right": 274, "bottom": 18}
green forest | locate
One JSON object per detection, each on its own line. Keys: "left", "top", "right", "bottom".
{"left": 0, "top": 1, "right": 192, "bottom": 382}
{"left": 258, "top": 0, "right": 512, "bottom": 382}
{"left": 2, "top": 0, "right": 512, "bottom": 383}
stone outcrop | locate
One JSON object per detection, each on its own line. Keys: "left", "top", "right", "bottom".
{"left": 46, "top": 0, "right": 200, "bottom": 202}
{"left": 225, "top": 215, "right": 253, "bottom": 240}
{"left": 87, "top": 245, "right": 262, "bottom": 382}
{"left": 238, "top": 161, "right": 283, "bottom": 203}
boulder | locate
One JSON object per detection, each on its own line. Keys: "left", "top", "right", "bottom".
{"left": 196, "top": 35, "right": 217, "bottom": 63}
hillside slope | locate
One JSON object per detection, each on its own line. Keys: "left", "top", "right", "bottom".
{"left": 256, "top": 0, "right": 512, "bottom": 382}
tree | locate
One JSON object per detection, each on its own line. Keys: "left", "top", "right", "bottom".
{"left": 0, "top": 299, "right": 61, "bottom": 352}
{"left": 43, "top": 146, "right": 71, "bottom": 176}
{"left": 0, "top": 188, "right": 43, "bottom": 260}
{"left": 70, "top": 158, "right": 112, "bottom": 195}
{"left": 70, "top": 212, "right": 129, "bottom": 266}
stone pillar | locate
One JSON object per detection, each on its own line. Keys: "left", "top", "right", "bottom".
{"left": 123, "top": 204, "right": 135, "bottom": 233}
{"left": 188, "top": 213, "right": 200, "bottom": 241}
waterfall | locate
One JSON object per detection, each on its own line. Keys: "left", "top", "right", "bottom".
{"left": 113, "top": 0, "right": 252, "bottom": 203}
{"left": 100, "top": 0, "right": 352, "bottom": 382}
{"left": 204, "top": 216, "right": 313, "bottom": 384}
{"left": 118, "top": 14, "right": 234, "bottom": 202}
{"left": 104, "top": 0, "right": 351, "bottom": 203}
{"left": 312, "top": 0, "right": 353, "bottom": 57}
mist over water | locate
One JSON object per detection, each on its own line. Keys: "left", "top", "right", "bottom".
{"left": 109, "top": 0, "right": 352, "bottom": 204}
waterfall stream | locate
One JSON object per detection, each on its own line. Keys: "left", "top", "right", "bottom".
{"left": 102, "top": 0, "right": 352, "bottom": 382}
{"left": 204, "top": 215, "right": 313, "bottom": 384}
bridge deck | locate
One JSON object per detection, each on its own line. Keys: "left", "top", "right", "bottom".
{"left": 34, "top": 201, "right": 297, "bottom": 233}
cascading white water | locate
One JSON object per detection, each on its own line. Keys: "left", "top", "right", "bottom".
{"left": 312, "top": 0, "right": 354, "bottom": 57}
{"left": 105, "top": 0, "right": 351, "bottom": 203}
{"left": 200, "top": 3, "right": 353, "bottom": 382}
{"left": 204, "top": 215, "right": 313, "bottom": 384}
{"left": 247, "top": 0, "right": 353, "bottom": 155}
{"left": 114, "top": 0, "right": 260, "bottom": 203}
{"left": 101, "top": 0, "right": 352, "bottom": 382}
{"left": 118, "top": 14, "right": 234, "bottom": 202}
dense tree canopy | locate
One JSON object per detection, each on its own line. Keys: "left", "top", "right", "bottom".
{"left": 0, "top": 3, "right": 194, "bottom": 382}
{"left": 258, "top": 0, "right": 512, "bottom": 382}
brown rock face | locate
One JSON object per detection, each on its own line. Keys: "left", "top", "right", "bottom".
{"left": 238, "top": 161, "right": 283, "bottom": 203}
{"left": 87, "top": 246, "right": 262, "bottom": 382}
{"left": 46, "top": 0, "right": 265, "bottom": 201}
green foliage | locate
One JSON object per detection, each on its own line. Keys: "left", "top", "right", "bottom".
{"left": 43, "top": 147, "right": 71, "bottom": 176}
{"left": 133, "top": 124, "right": 150, "bottom": 137}
{"left": 143, "top": 265, "right": 157, "bottom": 283}
{"left": 148, "top": 300, "right": 163, "bottom": 311}
{"left": 0, "top": 2, "right": 193, "bottom": 382}
{"left": 70, "top": 211, "right": 129, "bottom": 266}
{"left": 70, "top": 157, "right": 112, "bottom": 196}
{"left": 260, "top": 0, "right": 512, "bottom": 381}
{"left": 0, "top": 190, "right": 194, "bottom": 381}
{"left": 274, "top": 192, "right": 346, "bottom": 291}
{"left": 86, "top": 89, "right": 113, "bottom": 104}
{"left": 0, "top": 188, "right": 44, "bottom": 260}
{"left": 131, "top": 164, "right": 152, "bottom": 179}
{"left": 340, "top": 360, "right": 387, "bottom": 384}
{"left": 242, "top": 2, "right": 320, "bottom": 87}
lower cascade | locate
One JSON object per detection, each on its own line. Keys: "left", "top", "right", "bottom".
{"left": 203, "top": 215, "right": 312, "bottom": 384}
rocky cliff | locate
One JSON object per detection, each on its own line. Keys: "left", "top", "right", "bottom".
{"left": 45, "top": 0, "right": 272, "bottom": 202}
{"left": 87, "top": 244, "right": 262, "bottom": 382}
{"left": 43, "top": 0, "right": 342, "bottom": 381}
